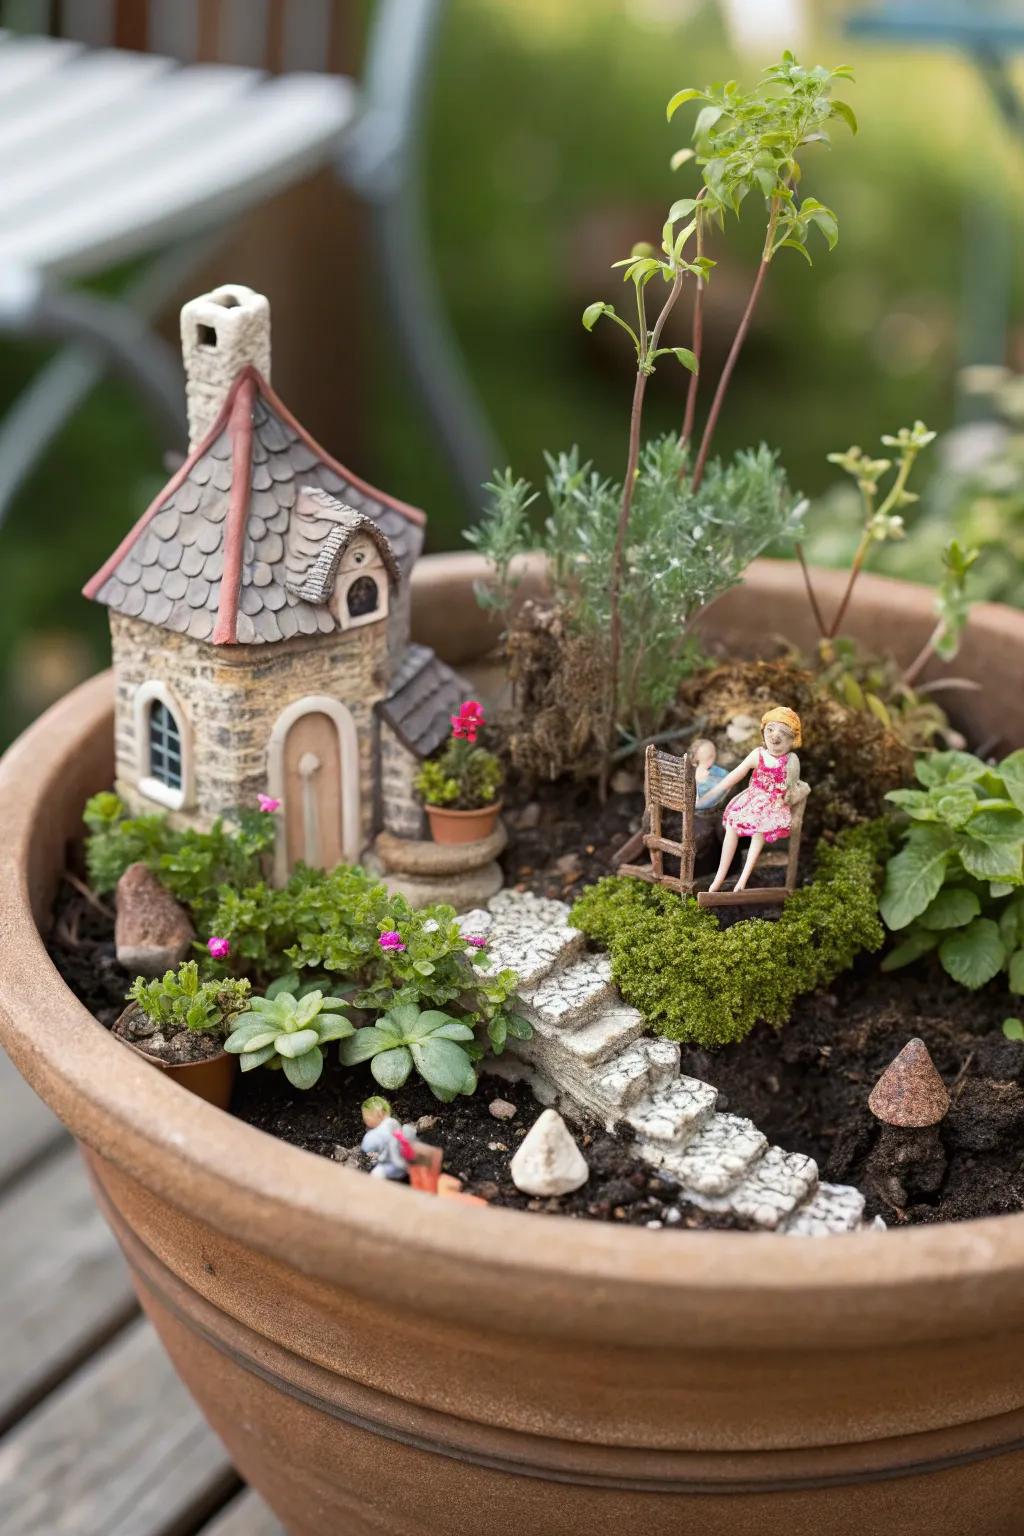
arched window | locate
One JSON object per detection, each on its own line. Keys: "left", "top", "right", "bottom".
{"left": 133, "top": 681, "right": 192, "bottom": 810}
{"left": 148, "top": 700, "right": 183, "bottom": 791}
{"left": 346, "top": 575, "right": 379, "bottom": 618}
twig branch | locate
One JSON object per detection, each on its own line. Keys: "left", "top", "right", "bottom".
{"left": 794, "top": 542, "right": 827, "bottom": 638}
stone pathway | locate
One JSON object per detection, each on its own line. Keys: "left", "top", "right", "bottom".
{"left": 460, "top": 891, "right": 866, "bottom": 1236}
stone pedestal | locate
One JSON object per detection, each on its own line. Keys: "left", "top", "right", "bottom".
{"left": 366, "top": 822, "right": 507, "bottom": 908}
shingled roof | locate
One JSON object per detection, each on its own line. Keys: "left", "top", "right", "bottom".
{"left": 377, "top": 644, "right": 471, "bottom": 760}
{"left": 286, "top": 487, "right": 401, "bottom": 604}
{"left": 83, "top": 367, "right": 424, "bottom": 646}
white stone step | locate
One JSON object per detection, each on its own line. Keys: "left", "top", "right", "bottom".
{"left": 488, "top": 890, "right": 573, "bottom": 924}
{"left": 691, "top": 1146, "right": 818, "bottom": 1230}
{"left": 553, "top": 1003, "right": 646, "bottom": 1066}
{"left": 650, "top": 1113, "right": 768, "bottom": 1196}
{"left": 520, "top": 954, "right": 615, "bottom": 1030}
{"left": 783, "top": 1181, "right": 865, "bottom": 1236}
{"left": 592, "top": 1042, "right": 658, "bottom": 1114}
{"left": 643, "top": 1037, "right": 681, "bottom": 1091}
{"left": 627, "top": 1075, "right": 719, "bottom": 1145}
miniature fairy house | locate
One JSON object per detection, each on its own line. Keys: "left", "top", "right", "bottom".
{"left": 85, "top": 284, "right": 465, "bottom": 880}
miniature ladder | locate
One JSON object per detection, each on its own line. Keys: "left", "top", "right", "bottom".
{"left": 615, "top": 744, "right": 697, "bottom": 895}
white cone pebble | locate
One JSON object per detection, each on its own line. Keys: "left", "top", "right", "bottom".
{"left": 510, "top": 1109, "right": 590, "bottom": 1198}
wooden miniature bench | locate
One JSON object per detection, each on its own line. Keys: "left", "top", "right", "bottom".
{"left": 614, "top": 742, "right": 808, "bottom": 907}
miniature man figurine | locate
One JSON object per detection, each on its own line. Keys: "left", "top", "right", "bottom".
{"left": 697, "top": 706, "right": 809, "bottom": 894}
{"left": 691, "top": 737, "right": 729, "bottom": 807}
{"left": 360, "top": 1096, "right": 418, "bottom": 1180}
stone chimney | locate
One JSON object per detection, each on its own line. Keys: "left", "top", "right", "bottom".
{"left": 180, "top": 284, "right": 270, "bottom": 450}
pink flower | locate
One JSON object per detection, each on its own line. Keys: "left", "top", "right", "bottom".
{"left": 207, "top": 936, "right": 231, "bottom": 960}
{"left": 378, "top": 930, "right": 407, "bottom": 953}
{"left": 451, "top": 700, "right": 485, "bottom": 742}
{"left": 257, "top": 794, "right": 281, "bottom": 813}
{"left": 465, "top": 935, "right": 488, "bottom": 948}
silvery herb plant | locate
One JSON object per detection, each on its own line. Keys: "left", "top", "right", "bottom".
{"left": 880, "top": 750, "right": 1024, "bottom": 992}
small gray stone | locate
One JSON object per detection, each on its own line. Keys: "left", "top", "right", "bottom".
{"left": 489, "top": 1099, "right": 517, "bottom": 1121}
{"left": 510, "top": 1109, "right": 589, "bottom": 1197}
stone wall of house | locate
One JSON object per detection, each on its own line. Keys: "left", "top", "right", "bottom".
{"left": 378, "top": 723, "right": 426, "bottom": 839}
{"left": 110, "top": 611, "right": 391, "bottom": 849}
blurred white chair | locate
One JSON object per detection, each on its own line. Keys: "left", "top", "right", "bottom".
{"left": 0, "top": 0, "right": 499, "bottom": 524}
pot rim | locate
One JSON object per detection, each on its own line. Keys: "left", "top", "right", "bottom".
{"left": 4, "top": 557, "right": 1024, "bottom": 1350}
{"left": 424, "top": 801, "right": 503, "bottom": 817}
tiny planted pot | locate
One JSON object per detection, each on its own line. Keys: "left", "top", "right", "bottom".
{"left": 424, "top": 800, "right": 503, "bottom": 845}
{"left": 114, "top": 1003, "right": 237, "bottom": 1111}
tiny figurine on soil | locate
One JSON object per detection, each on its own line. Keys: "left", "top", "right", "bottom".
{"left": 691, "top": 738, "right": 728, "bottom": 808}
{"left": 700, "top": 706, "right": 809, "bottom": 895}
{"left": 360, "top": 1096, "right": 420, "bottom": 1181}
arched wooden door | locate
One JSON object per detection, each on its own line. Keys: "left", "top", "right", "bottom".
{"left": 267, "top": 697, "right": 360, "bottom": 883}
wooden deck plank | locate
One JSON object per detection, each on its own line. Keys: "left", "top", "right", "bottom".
{"left": 199, "top": 1488, "right": 285, "bottom": 1536}
{"left": 0, "top": 1047, "right": 64, "bottom": 1191}
{"left": 0, "top": 1142, "right": 137, "bottom": 1432}
{"left": 0, "top": 1318, "right": 236, "bottom": 1536}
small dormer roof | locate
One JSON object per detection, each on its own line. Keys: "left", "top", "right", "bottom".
{"left": 83, "top": 367, "right": 424, "bottom": 646}
{"left": 285, "top": 487, "right": 401, "bottom": 605}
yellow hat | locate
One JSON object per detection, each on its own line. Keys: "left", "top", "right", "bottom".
{"left": 760, "top": 706, "right": 802, "bottom": 748}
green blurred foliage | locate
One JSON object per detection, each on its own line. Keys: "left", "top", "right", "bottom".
{"left": 2, "top": 0, "right": 1022, "bottom": 747}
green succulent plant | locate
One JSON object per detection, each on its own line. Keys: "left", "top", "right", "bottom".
{"left": 127, "top": 962, "right": 250, "bottom": 1035}
{"left": 339, "top": 1003, "right": 478, "bottom": 1101}
{"left": 223, "top": 975, "right": 354, "bottom": 1089}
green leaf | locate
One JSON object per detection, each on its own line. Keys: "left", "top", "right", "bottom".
{"left": 266, "top": 973, "right": 301, "bottom": 1000}
{"left": 668, "top": 197, "right": 698, "bottom": 222}
{"left": 281, "top": 1048, "right": 324, "bottom": 1091}
{"left": 999, "top": 749, "right": 1024, "bottom": 812}
{"left": 667, "top": 347, "right": 698, "bottom": 374}
{"left": 1010, "top": 950, "right": 1024, "bottom": 996}
{"left": 1002, "top": 1018, "right": 1024, "bottom": 1041}
{"left": 382, "top": 1003, "right": 420, "bottom": 1037}
{"left": 885, "top": 788, "right": 936, "bottom": 819}
{"left": 339, "top": 1027, "right": 393, "bottom": 1065}
{"left": 409, "top": 1036, "right": 475, "bottom": 1096}
{"left": 915, "top": 751, "right": 987, "bottom": 789}
{"left": 582, "top": 301, "right": 610, "bottom": 332}
{"left": 918, "top": 888, "right": 981, "bottom": 932}
{"left": 776, "top": 238, "right": 812, "bottom": 265}
{"left": 999, "top": 893, "right": 1024, "bottom": 951}
{"left": 316, "top": 1016, "right": 354, "bottom": 1044}
{"left": 880, "top": 828, "right": 952, "bottom": 929}
{"left": 666, "top": 87, "right": 704, "bottom": 120}
{"left": 413, "top": 959, "right": 435, "bottom": 976}
{"left": 932, "top": 786, "right": 981, "bottom": 829}
{"left": 238, "top": 1045, "right": 277, "bottom": 1072}
{"left": 370, "top": 1046, "right": 413, "bottom": 1090}
{"left": 275, "top": 1028, "right": 321, "bottom": 1059}
{"left": 505, "top": 1013, "right": 534, "bottom": 1040}
{"left": 224, "top": 1022, "right": 277, "bottom": 1053}
{"left": 939, "top": 919, "right": 1006, "bottom": 990}
{"left": 693, "top": 104, "right": 724, "bottom": 136}
{"left": 880, "top": 928, "right": 939, "bottom": 971}
{"left": 670, "top": 147, "right": 696, "bottom": 170}
{"left": 830, "top": 99, "right": 858, "bottom": 135}
{"left": 958, "top": 836, "right": 1023, "bottom": 884}
{"left": 968, "top": 806, "right": 1024, "bottom": 844}
{"left": 864, "top": 693, "right": 891, "bottom": 728}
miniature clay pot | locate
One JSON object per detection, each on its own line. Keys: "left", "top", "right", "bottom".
{"left": 3, "top": 556, "right": 1024, "bottom": 1536}
{"left": 114, "top": 1003, "right": 237, "bottom": 1111}
{"left": 424, "top": 800, "right": 503, "bottom": 844}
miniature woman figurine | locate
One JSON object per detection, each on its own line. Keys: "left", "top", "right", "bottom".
{"left": 360, "top": 1096, "right": 417, "bottom": 1180}
{"left": 691, "top": 737, "right": 729, "bottom": 808}
{"left": 697, "top": 706, "right": 805, "bottom": 894}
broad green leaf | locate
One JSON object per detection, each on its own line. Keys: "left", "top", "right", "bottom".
{"left": 879, "top": 829, "right": 952, "bottom": 929}
{"left": 382, "top": 1003, "right": 420, "bottom": 1036}
{"left": 999, "top": 893, "right": 1024, "bottom": 951}
{"left": 668, "top": 197, "right": 698, "bottom": 222}
{"left": 582, "top": 301, "right": 609, "bottom": 332}
{"left": 864, "top": 692, "right": 891, "bottom": 727}
{"left": 918, "top": 888, "right": 980, "bottom": 932}
{"left": 339, "top": 1027, "right": 394, "bottom": 1065}
{"left": 224, "top": 1022, "right": 277, "bottom": 1052}
{"left": 693, "top": 104, "right": 724, "bottom": 136}
{"left": 830, "top": 99, "right": 858, "bottom": 135}
{"left": 776, "top": 238, "right": 812, "bottom": 265}
{"left": 885, "top": 788, "right": 936, "bottom": 819}
{"left": 667, "top": 346, "right": 698, "bottom": 374}
{"left": 316, "top": 1016, "right": 354, "bottom": 1043}
{"left": 939, "top": 918, "right": 1006, "bottom": 989}
{"left": 370, "top": 1045, "right": 413, "bottom": 1090}
{"left": 275, "top": 1028, "right": 320, "bottom": 1059}
{"left": 1010, "top": 950, "right": 1024, "bottom": 996}
{"left": 666, "top": 87, "right": 704, "bottom": 120}
{"left": 880, "top": 928, "right": 939, "bottom": 971}
{"left": 958, "top": 836, "right": 1023, "bottom": 884}
{"left": 932, "top": 786, "right": 981, "bottom": 829}
{"left": 488, "top": 1017, "right": 508, "bottom": 1051}
{"left": 1003, "top": 1018, "right": 1024, "bottom": 1041}
{"left": 915, "top": 751, "right": 987, "bottom": 789}
{"left": 410, "top": 1037, "right": 475, "bottom": 1096}
{"left": 318, "top": 996, "right": 350, "bottom": 1011}
{"left": 293, "top": 992, "right": 324, "bottom": 1028}
{"left": 238, "top": 1045, "right": 277, "bottom": 1072}
{"left": 428, "top": 1020, "right": 476, "bottom": 1041}
{"left": 999, "top": 749, "right": 1024, "bottom": 812}
{"left": 670, "top": 147, "right": 696, "bottom": 170}
{"left": 968, "top": 806, "right": 1024, "bottom": 844}
{"left": 266, "top": 973, "right": 300, "bottom": 1000}
{"left": 841, "top": 673, "right": 865, "bottom": 710}
{"left": 413, "top": 959, "right": 435, "bottom": 976}
{"left": 281, "top": 1048, "right": 324, "bottom": 1091}
{"left": 505, "top": 1013, "right": 534, "bottom": 1040}
{"left": 411, "top": 1009, "right": 461, "bottom": 1039}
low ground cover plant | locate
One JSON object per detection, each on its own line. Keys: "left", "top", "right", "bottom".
{"left": 571, "top": 823, "right": 889, "bottom": 1046}
{"left": 880, "top": 750, "right": 1024, "bottom": 992}
{"left": 127, "top": 963, "right": 251, "bottom": 1036}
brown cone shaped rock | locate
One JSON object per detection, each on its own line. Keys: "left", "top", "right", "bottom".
{"left": 868, "top": 1038, "right": 950, "bottom": 1128}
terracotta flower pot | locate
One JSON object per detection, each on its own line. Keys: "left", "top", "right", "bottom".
{"left": 118, "top": 1031, "right": 237, "bottom": 1112}
{"left": 425, "top": 800, "right": 503, "bottom": 845}
{"left": 3, "top": 555, "right": 1024, "bottom": 1536}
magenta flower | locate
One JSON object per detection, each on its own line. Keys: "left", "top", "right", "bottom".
{"left": 207, "top": 936, "right": 231, "bottom": 960}
{"left": 464, "top": 935, "right": 488, "bottom": 948}
{"left": 257, "top": 794, "right": 281, "bottom": 813}
{"left": 451, "top": 699, "right": 485, "bottom": 742}
{"left": 378, "top": 930, "right": 407, "bottom": 953}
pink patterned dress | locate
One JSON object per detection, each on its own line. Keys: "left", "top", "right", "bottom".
{"left": 723, "top": 750, "right": 791, "bottom": 843}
